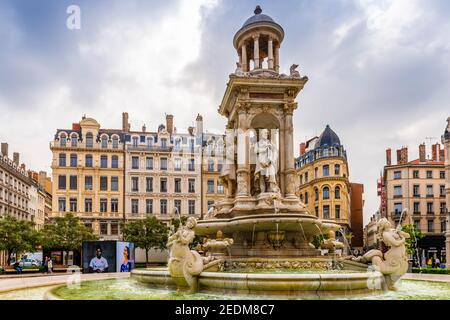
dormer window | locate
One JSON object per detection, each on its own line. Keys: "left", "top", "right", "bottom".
{"left": 147, "top": 137, "right": 153, "bottom": 147}
{"left": 112, "top": 136, "right": 119, "bottom": 149}
{"left": 60, "top": 133, "right": 67, "bottom": 147}
{"left": 71, "top": 134, "right": 78, "bottom": 147}
{"left": 161, "top": 138, "right": 167, "bottom": 148}
{"left": 86, "top": 133, "right": 93, "bottom": 148}
{"left": 132, "top": 136, "right": 139, "bottom": 147}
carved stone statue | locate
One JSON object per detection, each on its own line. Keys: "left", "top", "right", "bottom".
{"left": 351, "top": 218, "right": 410, "bottom": 290}
{"left": 290, "top": 64, "right": 300, "bottom": 78}
{"left": 202, "top": 230, "right": 234, "bottom": 256}
{"left": 320, "top": 230, "right": 345, "bottom": 254}
{"left": 167, "top": 217, "right": 204, "bottom": 292}
{"left": 253, "top": 129, "right": 279, "bottom": 194}
{"left": 234, "top": 62, "right": 244, "bottom": 76}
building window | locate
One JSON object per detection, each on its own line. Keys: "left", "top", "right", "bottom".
{"left": 70, "top": 154, "right": 77, "bottom": 167}
{"left": 217, "top": 180, "right": 224, "bottom": 194}
{"left": 190, "top": 139, "right": 195, "bottom": 153}
{"left": 85, "top": 155, "right": 93, "bottom": 167}
{"left": 426, "top": 170, "right": 432, "bottom": 179}
{"left": 305, "top": 172, "right": 308, "bottom": 183}
{"left": 100, "top": 155, "right": 108, "bottom": 168}
{"left": 207, "top": 200, "right": 214, "bottom": 211}
{"left": 335, "top": 205, "right": 341, "bottom": 219}
{"left": 110, "top": 222, "right": 118, "bottom": 235}
{"left": 323, "top": 187, "right": 330, "bottom": 200}
{"left": 314, "top": 188, "right": 319, "bottom": 201}
{"left": 414, "top": 220, "right": 420, "bottom": 230}
{"left": 413, "top": 202, "right": 420, "bottom": 214}
{"left": 59, "top": 154, "right": 66, "bottom": 167}
{"left": 146, "top": 157, "right": 153, "bottom": 170}
{"left": 413, "top": 185, "right": 420, "bottom": 197}
{"left": 188, "top": 158, "right": 195, "bottom": 171}
{"left": 208, "top": 160, "right": 214, "bottom": 172}
{"left": 440, "top": 171, "right": 445, "bottom": 179}
{"left": 441, "top": 202, "right": 446, "bottom": 214}
{"left": 334, "top": 164, "right": 340, "bottom": 176}
{"left": 131, "top": 199, "right": 139, "bottom": 215}
{"left": 427, "top": 220, "right": 434, "bottom": 232}
{"left": 69, "top": 175, "right": 77, "bottom": 190}
{"left": 394, "top": 186, "right": 402, "bottom": 198}
{"left": 111, "top": 176, "right": 119, "bottom": 191}
{"left": 174, "top": 200, "right": 181, "bottom": 214}
{"left": 111, "top": 199, "right": 118, "bottom": 212}
{"left": 207, "top": 180, "right": 214, "bottom": 193}
{"left": 131, "top": 177, "right": 139, "bottom": 192}
{"left": 85, "top": 176, "right": 93, "bottom": 190}
{"left": 188, "top": 200, "right": 195, "bottom": 215}
{"left": 100, "top": 176, "right": 108, "bottom": 191}
{"left": 147, "top": 137, "right": 153, "bottom": 147}
{"left": 112, "top": 136, "right": 119, "bottom": 149}
{"left": 394, "top": 203, "right": 402, "bottom": 215}
{"left": 314, "top": 167, "right": 318, "bottom": 179}
{"left": 441, "top": 220, "right": 446, "bottom": 232}
{"left": 323, "top": 165, "right": 329, "bottom": 177}
{"left": 160, "top": 158, "right": 168, "bottom": 170}
{"left": 58, "top": 175, "right": 66, "bottom": 190}
{"left": 71, "top": 134, "right": 78, "bottom": 147}
{"left": 69, "top": 198, "right": 77, "bottom": 212}
{"left": 188, "top": 179, "right": 195, "bottom": 193}
{"left": 144, "top": 177, "right": 153, "bottom": 192}
{"left": 440, "top": 185, "right": 445, "bottom": 197}
{"left": 174, "top": 178, "right": 181, "bottom": 193}
{"left": 174, "top": 158, "right": 182, "bottom": 171}
{"left": 426, "top": 185, "right": 433, "bottom": 197}
{"left": 218, "top": 160, "right": 223, "bottom": 173}
{"left": 427, "top": 202, "right": 433, "bottom": 214}
{"left": 161, "top": 138, "right": 167, "bottom": 149}
{"left": 86, "top": 133, "right": 93, "bottom": 148}
{"left": 335, "top": 186, "right": 341, "bottom": 199}
{"left": 132, "top": 136, "right": 139, "bottom": 147}
{"left": 111, "top": 156, "right": 119, "bottom": 168}
{"left": 85, "top": 198, "right": 92, "bottom": 213}
{"left": 394, "top": 171, "right": 402, "bottom": 179}
{"left": 413, "top": 170, "right": 419, "bottom": 179}
{"left": 146, "top": 199, "right": 153, "bottom": 214}
{"left": 58, "top": 197, "right": 66, "bottom": 212}
{"left": 160, "top": 199, "right": 167, "bottom": 214}
{"left": 100, "top": 198, "right": 107, "bottom": 212}
{"left": 100, "top": 221, "right": 108, "bottom": 235}
{"left": 315, "top": 206, "right": 319, "bottom": 217}
{"left": 160, "top": 178, "right": 167, "bottom": 193}
{"left": 101, "top": 136, "right": 108, "bottom": 148}
{"left": 323, "top": 205, "right": 330, "bottom": 219}
{"left": 132, "top": 156, "right": 139, "bottom": 169}
{"left": 304, "top": 192, "right": 308, "bottom": 204}
{"left": 60, "top": 133, "right": 67, "bottom": 147}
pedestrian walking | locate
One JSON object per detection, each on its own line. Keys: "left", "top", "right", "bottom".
{"left": 43, "top": 256, "right": 49, "bottom": 273}
{"left": 47, "top": 257, "right": 53, "bottom": 274}
{"left": 435, "top": 257, "right": 440, "bottom": 268}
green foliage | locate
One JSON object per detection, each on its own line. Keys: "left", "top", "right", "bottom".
{"left": 0, "top": 215, "right": 41, "bottom": 264}
{"left": 312, "top": 235, "right": 325, "bottom": 249}
{"left": 41, "top": 213, "right": 98, "bottom": 251}
{"left": 401, "top": 224, "right": 423, "bottom": 255}
{"left": 120, "top": 217, "right": 169, "bottom": 263}
{"left": 412, "top": 267, "right": 450, "bottom": 274}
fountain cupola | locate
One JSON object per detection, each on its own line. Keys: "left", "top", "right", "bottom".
{"left": 233, "top": 5, "right": 284, "bottom": 73}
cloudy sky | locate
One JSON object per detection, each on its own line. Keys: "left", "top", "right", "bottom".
{"left": 1, "top": 0, "right": 449, "bottom": 224}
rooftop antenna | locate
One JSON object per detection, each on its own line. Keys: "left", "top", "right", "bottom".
{"left": 425, "top": 137, "right": 438, "bottom": 145}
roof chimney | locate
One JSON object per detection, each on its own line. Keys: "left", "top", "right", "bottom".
{"left": 401, "top": 147, "right": 408, "bottom": 164}
{"left": 1, "top": 143, "right": 8, "bottom": 157}
{"left": 431, "top": 143, "right": 439, "bottom": 161}
{"left": 396, "top": 149, "right": 402, "bottom": 165}
{"left": 20, "top": 163, "right": 26, "bottom": 171}
{"left": 300, "top": 142, "right": 306, "bottom": 156}
{"left": 386, "top": 148, "right": 391, "bottom": 166}
{"left": 38, "top": 171, "right": 47, "bottom": 187}
{"left": 142, "top": 124, "right": 146, "bottom": 132}
{"left": 195, "top": 114, "right": 203, "bottom": 135}
{"left": 72, "top": 123, "right": 81, "bottom": 131}
{"left": 439, "top": 149, "right": 445, "bottom": 162}
{"left": 122, "top": 112, "right": 130, "bottom": 132}
{"left": 166, "top": 114, "right": 174, "bottom": 134}
{"left": 13, "top": 152, "right": 19, "bottom": 165}
{"left": 419, "top": 143, "right": 426, "bottom": 162}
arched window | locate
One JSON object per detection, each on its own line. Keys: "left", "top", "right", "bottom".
{"left": 323, "top": 186, "right": 330, "bottom": 200}
{"left": 323, "top": 165, "right": 329, "bottom": 177}
{"left": 112, "top": 136, "right": 119, "bottom": 149}
{"left": 101, "top": 135, "right": 108, "bottom": 148}
{"left": 314, "top": 188, "right": 319, "bottom": 201}
{"left": 86, "top": 133, "right": 93, "bottom": 148}
{"left": 111, "top": 155, "right": 119, "bottom": 168}
{"left": 71, "top": 134, "right": 78, "bottom": 147}
{"left": 60, "top": 133, "right": 67, "bottom": 147}
{"left": 70, "top": 154, "right": 77, "bottom": 167}
{"left": 335, "top": 164, "right": 340, "bottom": 176}
{"left": 335, "top": 186, "right": 341, "bottom": 199}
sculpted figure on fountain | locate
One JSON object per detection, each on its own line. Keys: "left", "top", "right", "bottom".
{"left": 253, "top": 129, "right": 280, "bottom": 195}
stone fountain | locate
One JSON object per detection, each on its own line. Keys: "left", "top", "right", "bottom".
{"left": 131, "top": 6, "right": 409, "bottom": 298}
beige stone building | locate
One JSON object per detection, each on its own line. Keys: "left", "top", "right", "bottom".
{"left": 383, "top": 142, "right": 446, "bottom": 263}
{"left": 441, "top": 117, "right": 450, "bottom": 267}
{"left": 363, "top": 214, "right": 379, "bottom": 249}
{"left": 50, "top": 117, "right": 125, "bottom": 239}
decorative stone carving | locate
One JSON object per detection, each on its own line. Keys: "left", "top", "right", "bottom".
{"left": 236, "top": 171, "right": 248, "bottom": 195}
{"left": 350, "top": 218, "right": 410, "bottom": 290}
{"left": 290, "top": 64, "right": 300, "bottom": 78}
{"left": 218, "top": 259, "right": 339, "bottom": 272}
{"left": 320, "top": 230, "right": 345, "bottom": 254}
{"left": 202, "top": 230, "right": 234, "bottom": 255}
{"left": 234, "top": 62, "right": 244, "bottom": 76}
{"left": 253, "top": 129, "right": 279, "bottom": 194}
{"left": 167, "top": 217, "right": 205, "bottom": 293}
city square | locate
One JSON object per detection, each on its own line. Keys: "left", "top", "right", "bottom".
{"left": 0, "top": 0, "right": 450, "bottom": 307}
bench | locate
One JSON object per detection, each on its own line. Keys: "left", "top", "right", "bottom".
{"left": 52, "top": 265, "right": 81, "bottom": 272}
{"left": 3, "top": 266, "right": 39, "bottom": 273}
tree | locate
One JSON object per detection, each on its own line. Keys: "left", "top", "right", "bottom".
{"left": 401, "top": 224, "right": 423, "bottom": 255}
{"left": 0, "top": 215, "right": 41, "bottom": 265}
{"left": 120, "top": 217, "right": 169, "bottom": 264}
{"left": 41, "top": 213, "right": 97, "bottom": 262}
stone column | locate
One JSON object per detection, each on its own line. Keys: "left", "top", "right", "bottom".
{"left": 253, "top": 35, "right": 260, "bottom": 69}
{"left": 236, "top": 105, "right": 249, "bottom": 197}
{"left": 284, "top": 103, "right": 297, "bottom": 198}
{"left": 274, "top": 44, "right": 280, "bottom": 73}
{"left": 268, "top": 37, "right": 274, "bottom": 69}
{"left": 241, "top": 44, "right": 247, "bottom": 72}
